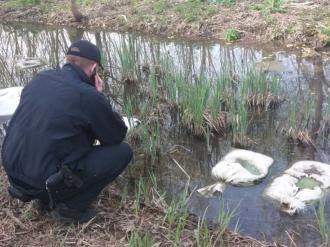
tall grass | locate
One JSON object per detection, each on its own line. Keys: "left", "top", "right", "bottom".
{"left": 164, "top": 186, "right": 189, "bottom": 227}
{"left": 231, "top": 97, "right": 249, "bottom": 146}
{"left": 284, "top": 98, "right": 314, "bottom": 144}
{"left": 217, "top": 200, "right": 239, "bottom": 244}
{"left": 128, "top": 231, "right": 154, "bottom": 247}
{"left": 116, "top": 40, "right": 138, "bottom": 83}
{"left": 315, "top": 199, "right": 329, "bottom": 246}
{"left": 243, "top": 69, "right": 281, "bottom": 110}
{"left": 196, "top": 215, "right": 213, "bottom": 247}
{"left": 181, "top": 81, "right": 210, "bottom": 136}
{"left": 255, "top": 0, "right": 285, "bottom": 14}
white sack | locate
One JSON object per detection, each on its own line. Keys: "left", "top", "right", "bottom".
{"left": 265, "top": 160, "right": 330, "bottom": 215}
{"left": 197, "top": 149, "right": 274, "bottom": 197}
{"left": 0, "top": 87, "right": 23, "bottom": 117}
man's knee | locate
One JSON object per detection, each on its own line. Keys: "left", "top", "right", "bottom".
{"left": 120, "top": 142, "right": 133, "bottom": 164}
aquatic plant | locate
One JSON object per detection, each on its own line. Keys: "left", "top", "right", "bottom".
{"left": 320, "top": 96, "right": 330, "bottom": 139}
{"left": 116, "top": 39, "right": 139, "bottom": 84}
{"left": 243, "top": 69, "right": 282, "bottom": 110}
{"left": 230, "top": 98, "right": 252, "bottom": 147}
{"left": 315, "top": 199, "right": 329, "bottom": 246}
{"left": 181, "top": 81, "right": 210, "bottom": 137}
{"left": 203, "top": 110, "right": 229, "bottom": 136}
{"left": 224, "top": 28, "right": 241, "bottom": 42}
{"left": 149, "top": 71, "right": 160, "bottom": 107}
{"left": 282, "top": 99, "right": 314, "bottom": 145}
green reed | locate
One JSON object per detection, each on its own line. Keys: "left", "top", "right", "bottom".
{"left": 150, "top": 71, "right": 160, "bottom": 107}
{"left": 133, "top": 177, "right": 145, "bottom": 215}
{"left": 231, "top": 97, "right": 249, "bottom": 145}
{"left": 196, "top": 216, "right": 213, "bottom": 247}
{"left": 315, "top": 199, "right": 329, "bottom": 246}
{"left": 210, "top": 72, "right": 230, "bottom": 117}
{"left": 128, "top": 231, "right": 155, "bottom": 247}
{"left": 116, "top": 40, "right": 138, "bottom": 81}
{"left": 217, "top": 200, "right": 239, "bottom": 245}
{"left": 181, "top": 81, "right": 210, "bottom": 136}
{"left": 164, "top": 184, "right": 189, "bottom": 227}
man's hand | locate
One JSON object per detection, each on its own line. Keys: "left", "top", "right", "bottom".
{"left": 95, "top": 73, "right": 103, "bottom": 92}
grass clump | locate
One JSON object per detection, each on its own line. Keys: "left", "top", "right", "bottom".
{"left": 315, "top": 200, "right": 329, "bottom": 246}
{"left": 128, "top": 231, "right": 154, "bottom": 247}
{"left": 320, "top": 26, "right": 330, "bottom": 36}
{"left": 181, "top": 81, "right": 210, "bottom": 136}
{"left": 243, "top": 69, "right": 282, "bottom": 110}
{"left": 282, "top": 98, "right": 314, "bottom": 145}
{"left": 3, "top": 0, "right": 40, "bottom": 7}
{"left": 224, "top": 28, "right": 241, "bottom": 42}
{"left": 116, "top": 40, "right": 139, "bottom": 84}
{"left": 255, "top": 0, "right": 285, "bottom": 14}
{"left": 175, "top": 0, "right": 218, "bottom": 22}
{"left": 153, "top": 0, "right": 167, "bottom": 14}
{"left": 212, "top": 0, "right": 236, "bottom": 6}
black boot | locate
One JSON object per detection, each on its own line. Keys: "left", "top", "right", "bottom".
{"left": 50, "top": 203, "right": 96, "bottom": 224}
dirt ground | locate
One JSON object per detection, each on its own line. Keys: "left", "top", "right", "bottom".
{"left": 0, "top": 0, "right": 329, "bottom": 49}
{"left": 0, "top": 168, "right": 288, "bottom": 247}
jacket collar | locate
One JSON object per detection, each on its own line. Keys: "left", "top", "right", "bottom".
{"left": 62, "top": 63, "right": 94, "bottom": 86}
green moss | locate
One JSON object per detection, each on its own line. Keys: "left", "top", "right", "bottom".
{"left": 296, "top": 177, "right": 321, "bottom": 189}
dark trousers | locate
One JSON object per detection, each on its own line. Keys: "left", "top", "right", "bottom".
{"left": 64, "top": 142, "right": 133, "bottom": 210}
{"left": 63, "top": 142, "right": 133, "bottom": 210}
{"left": 9, "top": 142, "right": 133, "bottom": 211}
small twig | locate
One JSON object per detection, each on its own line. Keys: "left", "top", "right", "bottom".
{"left": 78, "top": 216, "right": 96, "bottom": 235}
{"left": 165, "top": 144, "right": 192, "bottom": 154}
{"left": 168, "top": 156, "right": 190, "bottom": 181}
{"left": 285, "top": 230, "right": 297, "bottom": 247}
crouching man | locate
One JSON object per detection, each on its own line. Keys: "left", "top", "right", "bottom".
{"left": 2, "top": 40, "right": 132, "bottom": 224}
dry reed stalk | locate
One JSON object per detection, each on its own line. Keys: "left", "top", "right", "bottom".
{"left": 203, "top": 110, "right": 229, "bottom": 135}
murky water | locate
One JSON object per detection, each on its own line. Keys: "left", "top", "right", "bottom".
{"left": 0, "top": 22, "right": 329, "bottom": 246}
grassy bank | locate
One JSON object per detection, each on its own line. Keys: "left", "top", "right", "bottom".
{"left": 0, "top": 168, "right": 286, "bottom": 247}
{"left": 0, "top": 0, "right": 329, "bottom": 48}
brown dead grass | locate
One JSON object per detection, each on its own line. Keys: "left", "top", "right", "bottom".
{"left": 0, "top": 0, "right": 329, "bottom": 48}
{"left": 0, "top": 167, "right": 286, "bottom": 247}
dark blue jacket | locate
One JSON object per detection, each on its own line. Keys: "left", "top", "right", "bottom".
{"left": 2, "top": 63, "right": 127, "bottom": 189}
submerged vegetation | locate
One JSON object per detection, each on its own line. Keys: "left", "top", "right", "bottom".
{"left": 316, "top": 199, "right": 330, "bottom": 246}
{"left": 282, "top": 97, "right": 314, "bottom": 145}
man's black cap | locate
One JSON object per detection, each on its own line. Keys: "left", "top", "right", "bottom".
{"left": 66, "top": 40, "right": 103, "bottom": 69}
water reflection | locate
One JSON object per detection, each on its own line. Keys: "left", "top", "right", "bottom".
{"left": 0, "top": 22, "right": 329, "bottom": 246}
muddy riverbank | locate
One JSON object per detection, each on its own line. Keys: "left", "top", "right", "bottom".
{"left": 0, "top": 0, "right": 329, "bottom": 49}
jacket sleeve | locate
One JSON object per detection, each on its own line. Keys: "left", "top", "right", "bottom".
{"left": 83, "top": 91, "right": 128, "bottom": 146}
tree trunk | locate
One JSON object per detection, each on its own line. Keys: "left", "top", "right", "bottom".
{"left": 70, "top": 0, "right": 84, "bottom": 22}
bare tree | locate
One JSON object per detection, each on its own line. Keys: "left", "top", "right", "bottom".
{"left": 70, "top": 0, "right": 86, "bottom": 22}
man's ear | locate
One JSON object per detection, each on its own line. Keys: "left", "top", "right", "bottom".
{"left": 90, "top": 63, "right": 97, "bottom": 74}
